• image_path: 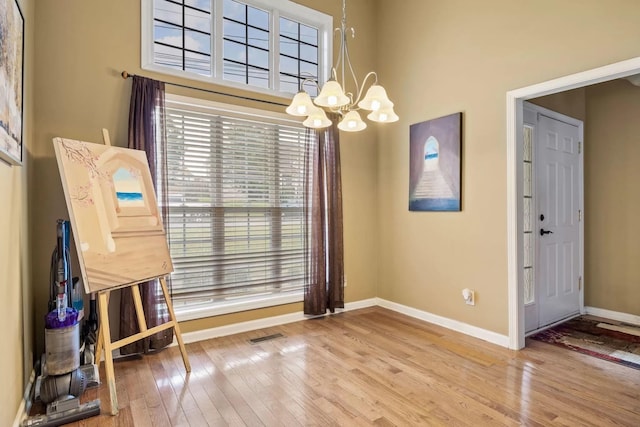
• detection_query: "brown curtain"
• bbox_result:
[303,113,345,315]
[119,75,173,354]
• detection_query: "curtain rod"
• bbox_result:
[121,71,289,108]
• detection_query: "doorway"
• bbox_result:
[506,56,640,350]
[522,102,583,333]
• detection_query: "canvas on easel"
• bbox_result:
[53,136,190,415]
[53,137,173,292]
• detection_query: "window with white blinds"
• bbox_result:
[160,95,310,316]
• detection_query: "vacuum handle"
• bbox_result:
[88,294,98,332]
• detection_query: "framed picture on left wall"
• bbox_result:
[0,0,24,166]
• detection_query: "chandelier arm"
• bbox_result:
[299,77,321,93]
[329,105,344,115]
[352,71,379,106]
[341,27,360,109]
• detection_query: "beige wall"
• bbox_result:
[375,0,640,335]
[32,0,378,346]
[1,0,34,423]
[584,79,640,315]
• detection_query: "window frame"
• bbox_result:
[162,93,309,322]
[141,0,333,98]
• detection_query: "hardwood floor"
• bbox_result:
[64,307,640,426]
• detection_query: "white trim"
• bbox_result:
[140,0,154,79]
[12,400,27,427]
[175,292,303,322]
[166,93,300,123]
[141,0,332,98]
[506,55,640,350]
[585,306,640,326]
[344,298,378,311]
[177,310,307,344]
[506,90,521,350]
[12,369,35,427]
[173,298,378,345]
[376,298,510,348]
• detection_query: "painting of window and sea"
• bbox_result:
[53,137,173,293]
[409,112,462,211]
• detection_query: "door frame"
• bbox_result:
[522,102,584,333]
[506,56,640,350]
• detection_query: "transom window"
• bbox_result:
[279,17,319,96]
[142,0,332,96]
[222,0,270,87]
[152,0,213,75]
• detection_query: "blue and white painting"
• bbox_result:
[113,167,144,207]
[409,113,462,211]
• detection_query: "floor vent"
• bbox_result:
[249,333,284,344]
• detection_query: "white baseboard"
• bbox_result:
[172,297,509,348]
[375,298,510,348]
[175,298,378,345]
[12,399,27,427]
[178,311,307,345]
[344,298,378,311]
[584,306,640,326]
[13,369,35,427]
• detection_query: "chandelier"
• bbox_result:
[285,0,398,132]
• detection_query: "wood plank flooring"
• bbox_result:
[63,307,640,426]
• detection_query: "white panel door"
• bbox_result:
[536,115,581,327]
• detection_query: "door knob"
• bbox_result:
[540,229,554,236]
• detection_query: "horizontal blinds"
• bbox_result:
[162,100,309,307]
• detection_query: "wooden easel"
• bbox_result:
[93,129,191,415]
[94,276,190,415]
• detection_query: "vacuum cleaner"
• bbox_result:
[22,220,101,427]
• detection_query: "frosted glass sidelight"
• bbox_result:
[523,124,535,305]
[524,268,534,304]
[524,126,533,162]
[524,233,533,268]
[524,163,532,197]
[524,197,532,233]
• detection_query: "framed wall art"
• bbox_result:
[409,112,462,211]
[0,0,24,165]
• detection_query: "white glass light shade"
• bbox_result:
[368,106,399,123]
[286,91,315,116]
[338,110,367,132]
[314,80,350,108]
[358,84,392,111]
[303,107,332,129]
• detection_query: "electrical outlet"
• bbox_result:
[462,288,475,306]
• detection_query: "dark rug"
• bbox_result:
[529,315,640,370]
